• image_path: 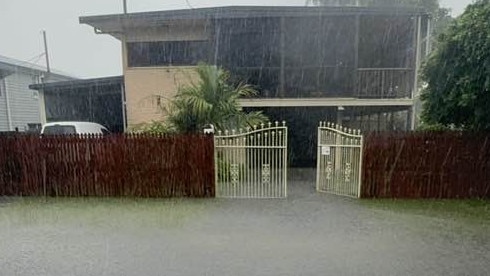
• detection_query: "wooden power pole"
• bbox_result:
[42,30,50,73]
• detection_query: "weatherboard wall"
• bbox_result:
[4,72,42,131]
[0,78,9,131]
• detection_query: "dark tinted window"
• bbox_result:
[359,15,415,68]
[216,18,281,68]
[43,125,76,135]
[127,41,210,67]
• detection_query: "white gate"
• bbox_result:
[316,122,363,198]
[214,122,287,198]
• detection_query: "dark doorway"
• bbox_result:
[245,107,337,168]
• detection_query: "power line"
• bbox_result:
[185,0,194,9]
[30,54,45,66]
[26,53,45,63]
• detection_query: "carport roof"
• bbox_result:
[79,5,428,35]
[29,76,123,91]
[0,54,74,78]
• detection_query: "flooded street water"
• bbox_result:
[1,171,489,275]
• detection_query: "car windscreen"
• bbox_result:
[42,125,77,135]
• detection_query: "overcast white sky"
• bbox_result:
[0,0,475,78]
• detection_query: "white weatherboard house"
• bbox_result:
[0,55,74,132]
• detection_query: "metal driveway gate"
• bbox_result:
[214,122,288,198]
[316,122,363,198]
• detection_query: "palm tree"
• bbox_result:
[167,64,268,134]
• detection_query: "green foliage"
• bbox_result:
[167,64,268,134]
[432,7,453,39]
[307,0,439,12]
[416,122,451,132]
[130,121,175,134]
[216,157,230,180]
[362,199,490,224]
[216,157,246,182]
[421,0,490,131]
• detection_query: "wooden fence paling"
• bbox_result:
[0,134,215,198]
[362,132,490,199]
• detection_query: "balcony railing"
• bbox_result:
[356,68,414,99]
[229,66,355,98]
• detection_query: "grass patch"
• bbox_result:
[361,199,490,224]
[0,197,219,230]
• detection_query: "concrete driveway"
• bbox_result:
[0,169,489,275]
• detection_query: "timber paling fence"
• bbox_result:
[2,132,490,199]
[362,132,490,199]
[0,134,215,197]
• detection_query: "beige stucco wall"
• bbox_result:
[124,67,198,128]
[120,21,208,129]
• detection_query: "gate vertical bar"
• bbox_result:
[272,127,276,197]
[316,122,322,192]
[254,130,258,198]
[357,133,364,198]
[283,121,288,198]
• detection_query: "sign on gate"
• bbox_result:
[214,121,288,198]
[316,122,363,198]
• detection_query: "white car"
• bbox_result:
[41,122,110,135]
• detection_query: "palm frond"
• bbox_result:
[166,64,269,133]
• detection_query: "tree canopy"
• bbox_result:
[421,0,490,131]
[306,0,438,12]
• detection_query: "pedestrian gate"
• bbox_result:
[316,122,363,198]
[214,122,288,198]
